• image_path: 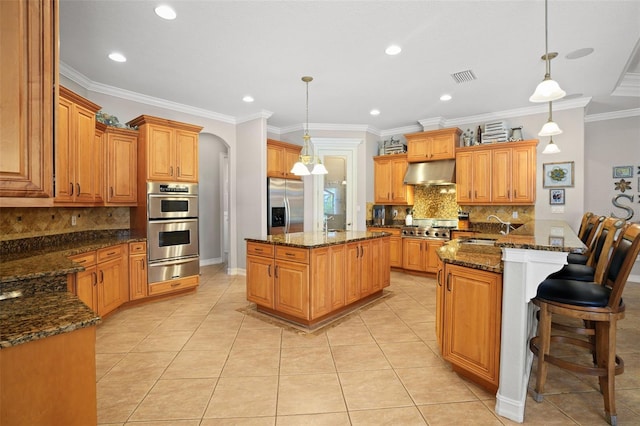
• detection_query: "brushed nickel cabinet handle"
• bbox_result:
[171,282,181,287]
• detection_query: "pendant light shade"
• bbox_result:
[290,76,328,176]
[542,137,561,154]
[538,101,563,137]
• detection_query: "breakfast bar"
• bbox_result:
[493,220,586,423]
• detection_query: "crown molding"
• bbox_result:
[380,125,423,138]
[236,110,273,124]
[611,73,640,97]
[418,117,447,129]
[584,108,640,123]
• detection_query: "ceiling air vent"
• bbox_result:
[451,69,477,84]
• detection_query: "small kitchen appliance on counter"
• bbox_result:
[372,205,394,226]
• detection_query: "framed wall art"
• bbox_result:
[613,166,633,178]
[543,161,574,188]
[549,188,565,205]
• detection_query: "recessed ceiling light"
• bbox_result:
[565,47,594,60]
[370,109,381,116]
[108,52,126,62]
[440,94,452,101]
[155,5,176,20]
[385,45,402,56]
[242,95,254,103]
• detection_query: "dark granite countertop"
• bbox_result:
[246,231,389,248]
[0,234,146,284]
[495,220,586,253]
[438,239,504,273]
[0,291,101,348]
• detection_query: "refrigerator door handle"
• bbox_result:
[283,197,289,233]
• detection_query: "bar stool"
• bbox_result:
[568,214,604,265]
[547,217,624,283]
[529,223,640,426]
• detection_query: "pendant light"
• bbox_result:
[542,136,561,154]
[529,0,566,103]
[538,101,563,137]
[290,76,328,176]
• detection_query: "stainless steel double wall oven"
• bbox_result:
[146,182,199,284]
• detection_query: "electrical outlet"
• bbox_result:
[71,215,77,226]
[512,211,518,219]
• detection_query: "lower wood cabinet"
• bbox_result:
[367,227,402,268]
[439,262,503,392]
[402,238,444,274]
[129,241,147,301]
[246,236,390,325]
[148,275,199,296]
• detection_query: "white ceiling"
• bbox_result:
[59,0,640,132]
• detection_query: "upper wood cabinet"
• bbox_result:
[405,128,461,163]
[55,87,102,205]
[456,140,537,205]
[127,115,203,182]
[0,0,56,203]
[104,126,138,205]
[373,154,414,205]
[267,139,302,180]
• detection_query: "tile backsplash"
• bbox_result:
[0,207,130,241]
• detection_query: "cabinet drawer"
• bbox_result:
[97,244,125,263]
[247,242,274,258]
[69,251,96,266]
[275,246,309,263]
[148,275,199,296]
[129,241,146,254]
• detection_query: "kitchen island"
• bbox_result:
[245,231,390,329]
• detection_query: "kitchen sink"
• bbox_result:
[460,238,497,246]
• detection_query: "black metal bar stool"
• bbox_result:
[529,223,640,426]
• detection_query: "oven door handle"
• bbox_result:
[148,257,199,267]
[148,218,199,225]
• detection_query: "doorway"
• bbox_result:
[323,156,347,230]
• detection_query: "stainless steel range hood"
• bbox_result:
[403,159,456,185]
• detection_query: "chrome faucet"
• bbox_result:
[487,214,512,235]
[323,215,334,232]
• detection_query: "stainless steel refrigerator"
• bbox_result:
[267,178,304,235]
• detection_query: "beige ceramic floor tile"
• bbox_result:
[123,421,200,425]
[494,397,577,425]
[279,345,336,375]
[277,373,346,415]
[95,331,149,353]
[204,375,279,418]
[161,349,229,379]
[368,321,421,343]
[129,378,216,421]
[378,341,441,368]
[326,322,375,346]
[331,343,392,372]
[349,406,427,425]
[200,418,275,426]
[96,379,155,423]
[276,412,350,425]
[418,401,503,425]
[132,330,194,352]
[338,369,413,410]
[395,367,478,405]
[182,328,238,352]
[281,329,329,348]
[231,327,282,350]
[545,391,638,425]
[100,351,177,382]
[155,314,207,332]
[95,352,126,381]
[221,346,281,377]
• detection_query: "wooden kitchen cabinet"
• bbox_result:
[69,251,98,312]
[129,242,147,301]
[405,128,461,162]
[346,240,373,304]
[247,242,276,308]
[373,154,414,205]
[0,0,55,203]
[104,126,138,205]
[310,244,346,318]
[267,139,302,180]
[456,140,537,206]
[442,263,502,391]
[128,115,203,183]
[56,86,102,204]
[436,256,445,351]
[402,238,444,274]
[368,227,402,269]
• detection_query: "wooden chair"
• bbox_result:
[547,217,625,283]
[529,223,640,426]
[577,212,594,239]
[568,214,604,265]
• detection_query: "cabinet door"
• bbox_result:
[0,0,54,199]
[275,260,309,319]
[283,147,301,179]
[329,244,346,310]
[74,104,98,203]
[76,266,97,312]
[443,264,502,388]
[147,125,174,180]
[310,247,332,318]
[456,151,473,204]
[373,158,392,203]
[55,97,75,202]
[472,150,492,203]
[511,144,536,203]
[345,242,361,304]
[491,148,511,204]
[97,256,128,317]
[425,240,444,274]
[175,130,198,182]
[377,237,391,289]
[358,240,372,296]
[406,138,431,162]
[93,127,105,204]
[129,254,147,301]
[267,144,285,178]
[429,134,455,160]
[390,157,413,204]
[106,132,137,204]
[246,255,275,308]
[389,236,403,268]
[435,258,445,351]
[402,239,425,271]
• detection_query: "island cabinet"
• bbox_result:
[267,139,302,180]
[373,154,414,205]
[0,0,55,203]
[402,238,444,274]
[404,127,461,163]
[440,263,503,392]
[56,86,102,204]
[127,115,203,183]
[456,139,537,205]
[246,235,390,327]
[367,227,402,268]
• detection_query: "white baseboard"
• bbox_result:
[225,267,245,276]
[200,257,223,266]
